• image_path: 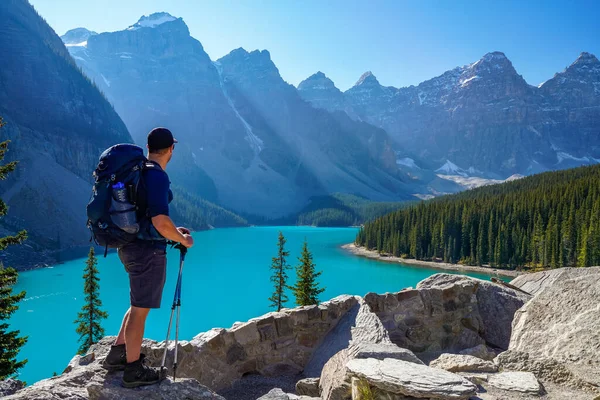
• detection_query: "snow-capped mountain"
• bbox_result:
[61,14,418,216]
[299,51,600,178]
[61,27,97,45]
[128,12,177,30]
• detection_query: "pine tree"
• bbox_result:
[74,247,108,355]
[268,231,291,311]
[291,240,325,306]
[0,117,28,379]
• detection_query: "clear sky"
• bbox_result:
[29,0,600,91]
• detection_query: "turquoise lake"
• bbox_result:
[10,226,498,384]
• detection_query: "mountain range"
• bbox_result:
[61,13,425,217]
[298,51,600,178]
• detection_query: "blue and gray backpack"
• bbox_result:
[86,144,149,255]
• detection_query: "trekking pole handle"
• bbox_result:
[167,241,188,257]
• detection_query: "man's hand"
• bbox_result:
[177,227,191,235]
[182,234,194,248]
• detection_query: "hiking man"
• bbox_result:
[102,127,194,387]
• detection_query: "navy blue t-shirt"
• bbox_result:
[145,168,173,218]
[137,162,173,241]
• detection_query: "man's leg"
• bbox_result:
[102,308,131,370]
[125,306,150,363]
[114,308,130,346]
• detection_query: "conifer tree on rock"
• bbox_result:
[74,247,108,355]
[291,240,325,306]
[0,117,28,379]
[268,231,291,311]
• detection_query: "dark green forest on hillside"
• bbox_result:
[170,185,248,230]
[256,193,410,227]
[356,165,600,269]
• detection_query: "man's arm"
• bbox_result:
[151,215,194,248]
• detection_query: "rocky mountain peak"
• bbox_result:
[128,12,178,30]
[354,71,380,87]
[468,51,516,75]
[572,51,599,67]
[61,27,97,45]
[298,71,337,91]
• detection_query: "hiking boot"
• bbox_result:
[102,344,127,371]
[121,357,165,388]
[102,344,146,372]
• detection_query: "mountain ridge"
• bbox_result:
[299,51,600,178]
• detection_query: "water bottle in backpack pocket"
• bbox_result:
[110,182,139,234]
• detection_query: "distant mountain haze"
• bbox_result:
[61,13,419,217]
[299,51,600,178]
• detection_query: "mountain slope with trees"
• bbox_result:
[356,164,600,269]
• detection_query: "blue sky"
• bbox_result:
[29,0,600,90]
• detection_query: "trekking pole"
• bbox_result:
[161,243,187,381]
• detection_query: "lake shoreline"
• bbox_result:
[342,243,522,278]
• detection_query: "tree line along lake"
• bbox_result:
[10,226,500,384]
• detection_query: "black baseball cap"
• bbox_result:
[147,127,178,151]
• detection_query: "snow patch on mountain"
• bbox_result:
[65,41,87,48]
[100,74,110,87]
[436,160,469,177]
[128,12,177,30]
[396,157,420,169]
[556,152,600,164]
[213,61,263,154]
[460,75,480,87]
[437,172,524,190]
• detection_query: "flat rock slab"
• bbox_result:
[347,358,477,399]
[487,372,541,394]
[430,354,497,373]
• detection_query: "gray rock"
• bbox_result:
[364,274,529,356]
[5,365,223,400]
[351,342,424,365]
[305,297,385,378]
[257,388,320,400]
[458,345,497,361]
[417,274,531,350]
[0,379,25,397]
[429,354,497,373]
[317,299,420,400]
[87,377,224,400]
[509,267,599,297]
[507,267,600,389]
[296,378,320,397]
[346,358,478,399]
[487,372,542,394]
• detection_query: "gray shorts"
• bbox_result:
[118,243,167,309]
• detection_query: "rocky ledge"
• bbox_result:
[3,268,599,400]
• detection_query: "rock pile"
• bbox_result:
[4,269,599,400]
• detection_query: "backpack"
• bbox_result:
[86,144,148,255]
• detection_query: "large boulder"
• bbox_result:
[503,267,600,390]
[347,358,478,399]
[365,274,530,356]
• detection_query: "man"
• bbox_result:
[102,127,194,388]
